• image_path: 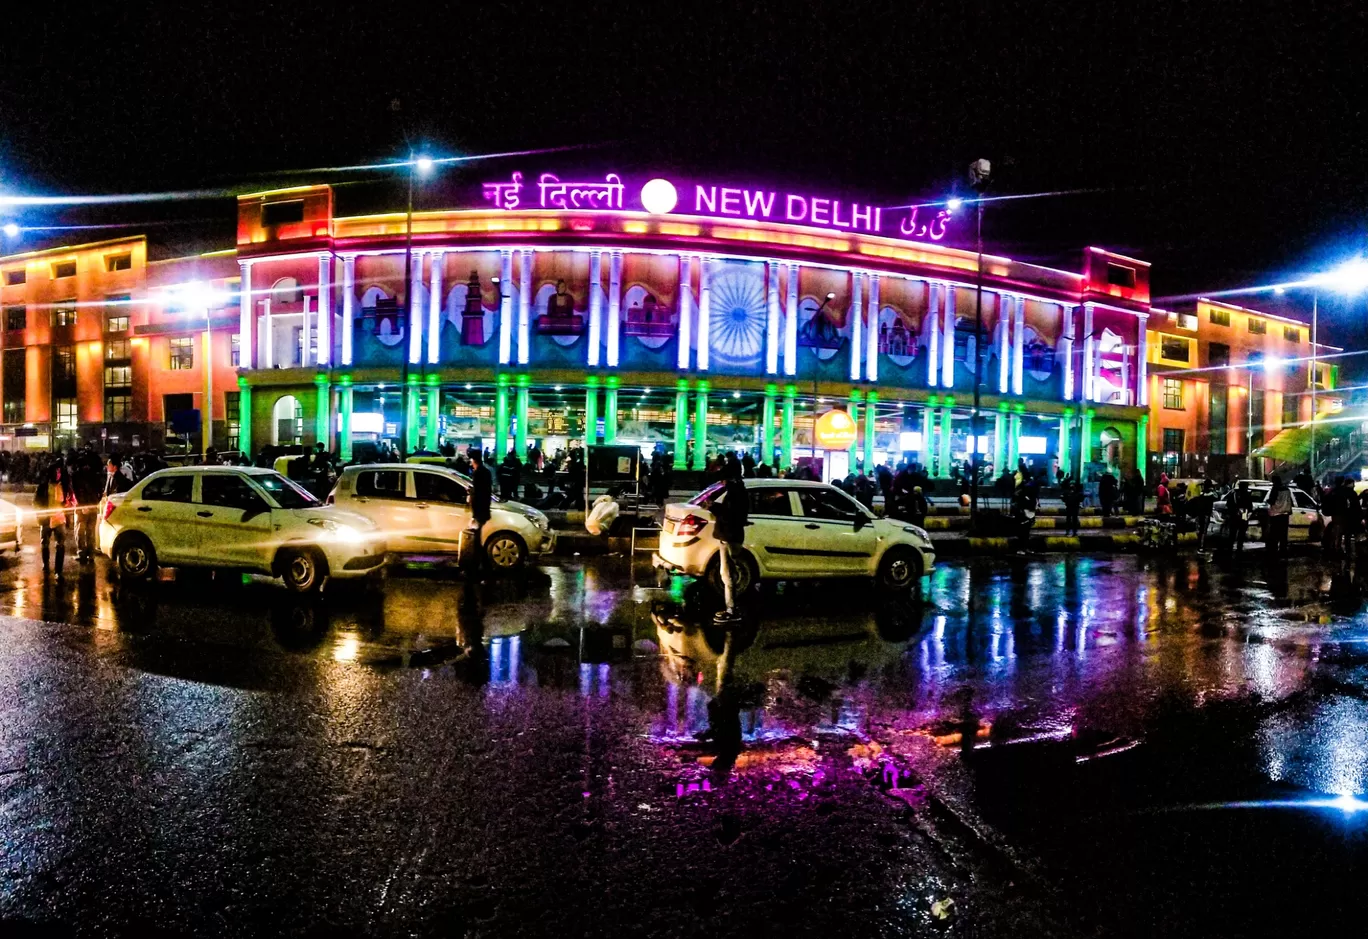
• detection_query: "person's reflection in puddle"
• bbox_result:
[451,582,489,687]
[269,597,331,653]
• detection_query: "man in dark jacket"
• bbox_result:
[712,452,750,622]
[497,450,522,502]
[469,449,493,575]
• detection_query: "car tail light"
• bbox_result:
[325,493,335,505]
[674,514,707,537]
[102,499,117,521]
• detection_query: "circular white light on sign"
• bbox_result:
[640,178,678,215]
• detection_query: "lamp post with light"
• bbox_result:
[1306,257,1368,480]
[809,292,836,477]
[397,153,435,457]
[178,282,219,460]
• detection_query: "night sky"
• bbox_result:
[2,1,1365,347]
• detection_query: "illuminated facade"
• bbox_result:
[0,172,1190,481]
[1145,298,1339,480]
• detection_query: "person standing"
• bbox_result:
[1098,470,1118,517]
[36,462,72,576]
[1227,480,1254,554]
[1188,481,1216,553]
[1061,476,1083,537]
[497,449,522,502]
[907,485,929,529]
[1266,473,1293,558]
[1012,473,1039,554]
[711,452,751,623]
[68,453,101,565]
[468,449,493,577]
[1155,474,1173,516]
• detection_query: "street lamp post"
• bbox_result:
[967,159,991,521]
[397,153,434,457]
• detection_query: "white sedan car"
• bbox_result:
[99,466,385,592]
[1209,480,1322,542]
[327,463,555,569]
[654,479,935,591]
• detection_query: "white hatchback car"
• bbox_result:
[327,464,555,569]
[99,466,385,592]
[655,479,935,591]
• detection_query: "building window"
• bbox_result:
[51,260,77,279]
[1209,385,1227,455]
[105,339,131,361]
[1313,363,1333,390]
[105,392,132,422]
[54,346,76,384]
[2,348,24,423]
[53,303,78,328]
[1250,389,1266,450]
[262,200,306,227]
[1159,335,1190,363]
[169,336,194,370]
[104,365,132,389]
[1105,263,1136,288]
[3,270,25,286]
[225,391,241,452]
[1162,378,1183,410]
[1282,389,1298,431]
[55,398,77,433]
[1162,428,1185,476]
[1283,325,1300,342]
[1208,307,1231,327]
[106,314,130,334]
[105,253,132,272]
[1248,317,1266,335]
[1208,341,1230,368]
[3,305,24,331]
[231,334,241,367]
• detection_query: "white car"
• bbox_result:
[99,466,386,592]
[0,498,20,553]
[327,463,555,569]
[654,479,936,591]
[1209,480,1322,542]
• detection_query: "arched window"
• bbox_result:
[273,394,303,446]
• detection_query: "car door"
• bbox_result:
[131,473,200,563]
[742,487,807,575]
[351,468,425,553]
[199,472,274,569]
[1290,488,1319,540]
[412,469,471,553]
[791,487,880,575]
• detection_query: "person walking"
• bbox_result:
[1188,480,1216,553]
[35,462,72,576]
[1155,473,1173,516]
[468,449,494,577]
[711,452,751,623]
[1227,480,1253,554]
[1012,473,1039,554]
[1266,473,1293,558]
[69,453,102,564]
[1061,476,1083,537]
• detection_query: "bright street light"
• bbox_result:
[2,222,18,238]
[415,156,435,177]
[946,197,963,212]
[1314,257,1368,295]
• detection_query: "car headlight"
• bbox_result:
[307,518,365,544]
[902,525,931,542]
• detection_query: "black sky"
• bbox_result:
[2,0,1366,342]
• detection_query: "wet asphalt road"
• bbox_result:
[3,543,1368,937]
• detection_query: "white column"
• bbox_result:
[997,293,1010,393]
[677,255,693,370]
[426,250,443,365]
[765,261,781,375]
[784,263,799,376]
[941,284,956,386]
[498,250,513,365]
[1082,304,1095,402]
[301,295,312,367]
[1136,312,1149,406]
[407,251,423,365]
[341,256,355,366]
[696,257,713,371]
[849,272,863,383]
[606,250,622,367]
[261,298,273,369]
[919,405,933,468]
[927,284,941,387]
[587,250,603,367]
[865,274,880,382]
[317,254,331,366]
[1061,303,1075,401]
[517,249,532,365]
[238,261,253,369]
[1012,295,1025,395]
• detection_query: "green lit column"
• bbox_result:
[673,379,690,470]
[584,376,600,448]
[314,373,332,451]
[604,376,619,444]
[993,403,1008,476]
[1007,404,1024,468]
[495,374,510,458]
[237,377,253,457]
[514,374,530,458]
[1080,407,1094,471]
[692,380,710,471]
[761,383,777,465]
[848,389,863,468]
[922,396,938,472]
[338,376,353,463]
[404,373,421,454]
[1058,407,1073,479]
[937,397,954,478]
[424,374,440,451]
[781,383,796,470]
[863,390,878,469]
[1136,413,1148,483]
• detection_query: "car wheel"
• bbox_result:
[706,549,756,596]
[877,546,923,590]
[280,547,326,593]
[115,534,157,581]
[485,532,527,570]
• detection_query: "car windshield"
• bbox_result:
[253,472,321,509]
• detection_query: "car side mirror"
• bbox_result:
[854,513,868,532]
